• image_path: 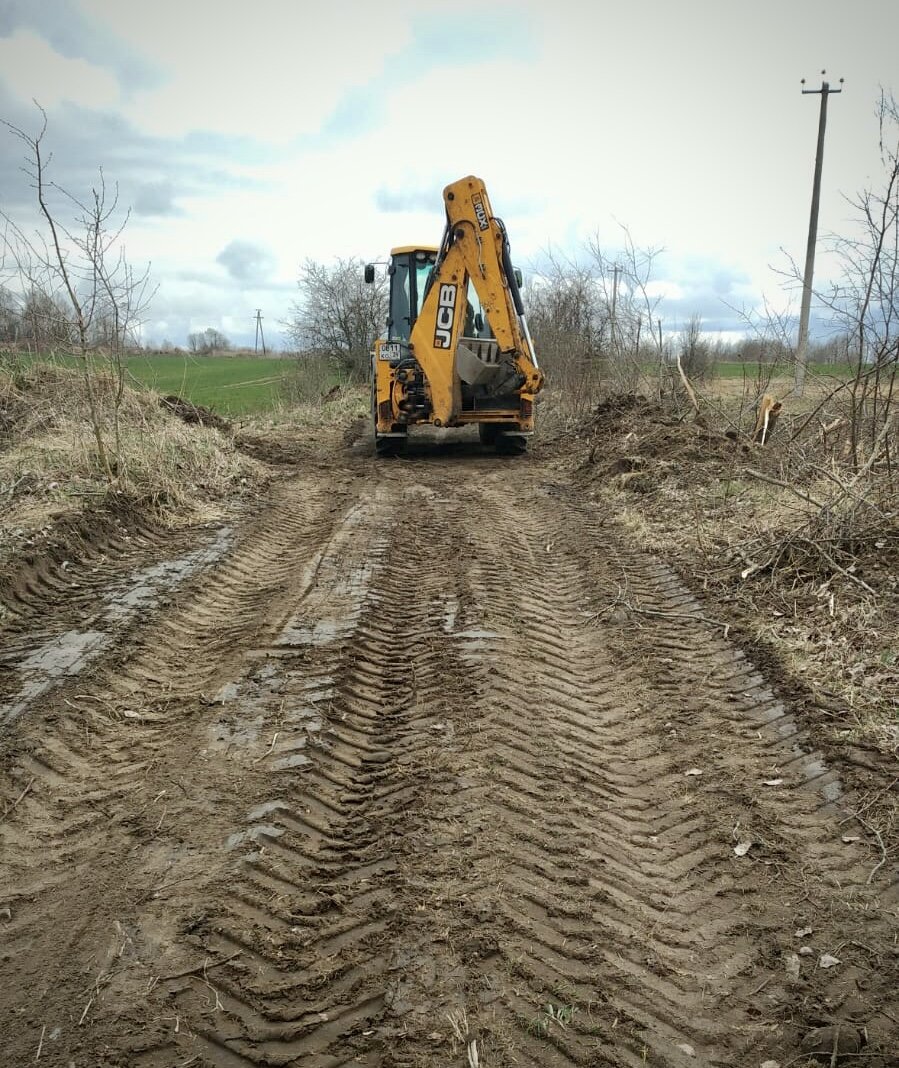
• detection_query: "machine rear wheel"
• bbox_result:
[480,422,527,455]
[371,369,406,457]
[478,423,501,446]
[375,434,406,457]
[495,433,528,455]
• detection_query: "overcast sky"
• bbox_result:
[1,0,897,349]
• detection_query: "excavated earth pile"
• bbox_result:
[0,423,897,1068]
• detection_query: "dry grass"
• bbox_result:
[0,360,264,566]
[568,385,898,756]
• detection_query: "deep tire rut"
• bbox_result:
[1,445,896,1067]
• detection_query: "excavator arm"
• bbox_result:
[408,175,544,427]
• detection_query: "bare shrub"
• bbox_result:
[678,314,713,382]
[528,228,669,421]
[279,352,343,404]
[286,258,388,378]
[1,105,154,480]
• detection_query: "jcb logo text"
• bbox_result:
[434,284,457,348]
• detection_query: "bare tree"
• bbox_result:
[527,250,605,355]
[1,105,154,477]
[587,227,667,394]
[825,90,898,463]
[286,257,388,377]
[678,313,712,381]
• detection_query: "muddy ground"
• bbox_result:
[1,418,897,1068]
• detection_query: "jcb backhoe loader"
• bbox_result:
[364,175,544,455]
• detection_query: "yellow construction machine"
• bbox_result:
[364,175,544,455]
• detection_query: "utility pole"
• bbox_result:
[610,263,620,354]
[254,309,266,355]
[795,71,843,397]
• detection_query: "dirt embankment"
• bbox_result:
[0,412,896,1068]
[0,364,265,613]
[572,396,898,748]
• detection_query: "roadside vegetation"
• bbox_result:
[530,92,898,772]
[0,359,262,580]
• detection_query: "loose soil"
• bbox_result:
[1,415,897,1068]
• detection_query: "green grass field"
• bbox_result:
[124,354,294,415]
[712,361,853,379]
[6,352,299,415]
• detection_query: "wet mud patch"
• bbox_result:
[0,526,233,725]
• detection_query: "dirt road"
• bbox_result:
[1,427,897,1067]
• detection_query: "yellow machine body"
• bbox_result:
[368,176,544,453]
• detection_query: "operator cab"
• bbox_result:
[365,246,495,344]
[385,246,437,343]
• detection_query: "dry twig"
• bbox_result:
[743,467,823,508]
[161,950,242,982]
[1,777,35,823]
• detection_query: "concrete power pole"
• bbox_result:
[610,264,621,355]
[254,309,266,355]
[795,72,843,397]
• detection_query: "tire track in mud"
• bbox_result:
[127,459,896,1067]
[366,476,766,1066]
[133,479,472,1067]
[2,445,896,1067]
[0,470,371,1064]
[448,480,895,1066]
[0,514,177,627]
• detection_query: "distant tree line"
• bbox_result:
[187,327,231,355]
[0,287,243,358]
[0,283,146,352]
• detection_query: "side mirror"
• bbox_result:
[364,264,375,284]
[474,312,484,334]
[513,267,523,288]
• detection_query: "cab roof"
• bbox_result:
[390,245,439,256]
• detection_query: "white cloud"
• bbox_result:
[81,0,418,141]
[3,0,899,348]
[646,280,685,302]
[0,29,119,109]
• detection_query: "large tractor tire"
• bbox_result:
[479,422,527,455]
[371,376,406,457]
[495,433,528,455]
[478,423,501,447]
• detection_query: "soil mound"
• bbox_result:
[160,394,231,432]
